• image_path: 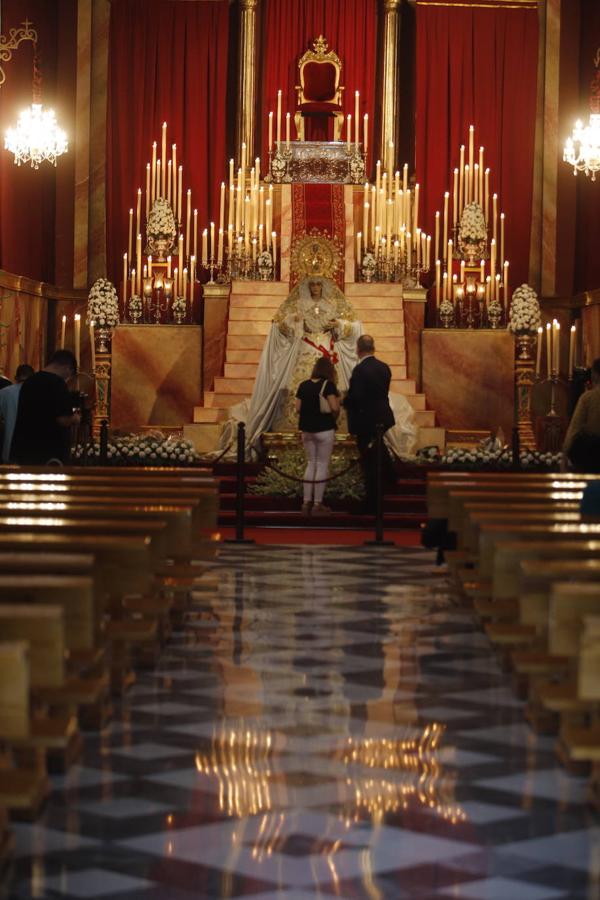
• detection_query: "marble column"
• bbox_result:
[236,0,259,166]
[379,0,401,168]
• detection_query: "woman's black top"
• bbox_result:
[296,378,339,433]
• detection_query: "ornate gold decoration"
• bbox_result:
[269,140,365,184]
[296,35,344,141]
[289,231,342,281]
[298,34,342,70]
[515,334,537,449]
[0,19,37,88]
[236,0,258,165]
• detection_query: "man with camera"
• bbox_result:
[10,350,81,466]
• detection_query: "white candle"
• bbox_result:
[177,166,183,223]
[468,124,474,196]
[151,141,157,202]
[503,260,509,306]
[272,231,277,268]
[136,233,142,295]
[148,254,152,277]
[434,211,440,263]
[172,144,177,202]
[145,164,150,219]
[74,314,81,369]
[89,321,96,372]
[186,189,192,261]
[453,168,458,224]
[356,230,362,266]
[363,113,368,155]
[161,122,167,198]
[131,269,136,299]
[183,267,188,299]
[202,229,208,267]
[156,159,161,200]
[354,91,360,146]
[194,209,198,261]
[484,168,490,224]
[435,259,441,306]
[347,114,351,149]
[536,326,543,376]
[569,324,576,376]
[167,255,172,278]
[500,213,505,268]
[443,192,449,253]
[276,89,282,144]
[60,315,66,349]
[167,161,172,205]
[459,145,465,212]
[413,183,419,234]
[190,256,196,300]
[136,188,141,240]
[426,235,431,269]
[546,322,552,378]
[268,111,273,151]
[493,194,498,242]
[286,113,291,148]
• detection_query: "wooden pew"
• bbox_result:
[0,641,49,819]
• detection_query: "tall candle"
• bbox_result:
[60,314,66,349]
[217,226,224,266]
[156,159,161,200]
[459,145,465,213]
[503,261,509,306]
[553,321,561,375]
[89,321,96,372]
[241,141,247,177]
[136,233,142,295]
[167,255,172,278]
[426,235,431,269]
[356,231,362,266]
[363,113,368,155]
[177,166,183,223]
[185,190,192,260]
[447,239,453,279]
[442,271,448,303]
[347,114,351,149]
[74,314,81,369]
[443,192,449,253]
[286,113,291,148]
[435,259,441,306]
[128,209,133,265]
[210,221,215,261]
[363,201,369,244]
[146,164,151,218]
[546,323,552,378]
[478,147,484,203]
[178,233,184,271]
[229,157,234,192]
[276,89,282,144]
[190,256,196,300]
[272,231,277,268]
[136,188,142,244]
[268,111,274,152]
[492,194,498,243]
[354,91,360,147]
[387,141,394,186]
[202,229,208,267]
[161,122,167,198]
[569,324,576,376]
[172,144,177,201]
[480,258,485,282]
[535,326,543,376]
[434,211,440,263]
[464,165,470,206]
[453,168,458,224]
[413,183,419,234]
[219,183,225,240]
[167,161,172,205]
[193,209,198,261]
[151,141,157,202]
[484,168,490,224]
[468,125,474,197]
[403,163,408,194]
[473,164,479,204]
[182,267,188,299]
[173,267,178,297]
[500,213,505,268]
[148,254,152,277]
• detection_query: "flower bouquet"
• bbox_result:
[87,278,120,329]
[457,202,487,264]
[508,283,541,336]
[72,431,200,467]
[146,198,177,260]
[171,295,187,324]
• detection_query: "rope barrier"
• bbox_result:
[262,456,361,485]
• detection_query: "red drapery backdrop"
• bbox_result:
[107,0,230,286]
[0,0,76,284]
[259,0,378,163]
[415,0,538,298]
[574,0,600,293]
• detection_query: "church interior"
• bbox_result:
[0,0,600,897]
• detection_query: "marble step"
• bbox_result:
[226,334,269,350]
[228,306,406,324]
[193,403,436,430]
[414,409,436,427]
[225,348,407,366]
[415,426,445,451]
[193,406,228,423]
[208,375,419,401]
[222,362,408,380]
[204,392,247,408]
[228,293,405,311]
[231,280,289,296]
[344,283,405,298]
[228,320,405,337]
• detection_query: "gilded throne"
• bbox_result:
[294,35,344,142]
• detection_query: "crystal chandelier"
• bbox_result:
[5,103,68,168]
[563,114,600,181]
[3,31,68,169]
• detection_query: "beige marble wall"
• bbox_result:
[403,291,427,389]
[202,284,230,394]
[422,330,515,439]
[111,325,203,428]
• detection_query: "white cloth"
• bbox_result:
[0,383,22,462]
[302,429,335,503]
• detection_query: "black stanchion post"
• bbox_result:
[225,421,254,544]
[99,419,109,465]
[365,423,394,547]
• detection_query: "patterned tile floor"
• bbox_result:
[6,545,600,899]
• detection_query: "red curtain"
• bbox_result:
[107,0,230,285]
[574,0,600,293]
[259,0,378,160]
[415,0,539,295]
[0,0,73,283]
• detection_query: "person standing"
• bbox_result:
[0,364,34,463]
[295,356,340,515]
[10,350,81,465]
[344,334,395,511]
[562,357,600,473]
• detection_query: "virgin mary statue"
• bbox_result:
[220,276,417,457]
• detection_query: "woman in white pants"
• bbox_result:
[295,356,340,515]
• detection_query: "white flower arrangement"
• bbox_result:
[171,296,187,315]
[439,298,454,315]
[72,431,200,466]
[147,198,176,241]
[87,278,120,328]
[416,444,561,470]
[458,202,487,245]
[508,283,542,335]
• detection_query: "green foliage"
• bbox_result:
[251,444,365,501]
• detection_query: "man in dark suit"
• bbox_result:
[344,334,395,511]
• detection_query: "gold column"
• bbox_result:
[236,0,259,166]
[379,0,401,166]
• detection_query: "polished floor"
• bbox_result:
[7,545,600,899]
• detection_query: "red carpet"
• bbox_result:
[218,527,422,546]
[291,183,345,288]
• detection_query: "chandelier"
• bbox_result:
[563,49,600,181]
[3,28,68,169]
[563,114,600,181]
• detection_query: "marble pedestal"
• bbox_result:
[422,330,515,442]
[111,325,202,429]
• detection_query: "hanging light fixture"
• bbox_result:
[4,31,68,169]
[563,49,600,182]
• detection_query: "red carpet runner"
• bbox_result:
[291,183,346,288]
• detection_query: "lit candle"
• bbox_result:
[193,209,198,261]
[478,147,484,203]
[185,189,192,260]
[354,91,360,147]
[182,267,188,299]
[503,260,509,306]
[443,192,449,254]
[403,163,408,195]
[131,269,136,299]
[492,193,498,243]
[442,271,448,303]
[468,124,474,196]
[60,314,66,349]
[480,258,485,282]
[161,122,167,197]
[210,221,215,261]
[74,314,81,369]
[272,231,277,268]
[156,159,161,200]
[356,230,362,266]
[553,321,561,375]
[229,157,234,192]
[172,144,177,201]
[128,208,133,266]
[473,164,479,204]
[464,165,470,206]
[202,229,208,267]
[435,259,441,306]
[167,161,172,205]
[434,210,440,263]
[347,114,352,149]
[148,254,152,277]
[241,141,246,177]
[177,166,183,223]
[387,141,394,186]
[363,201,369,246]
[190,256,196,299]
[173,267,178,297]
[536,326,543,376]
[151,141,157,202]
[546,322,552,378]
[413,182,419,234]
[569,324,576,376]
[363,113,368,155]
[276,89,282,144]
[453,168,458,224]
[178,233,184,269]
[459,145,465,213]
[228,224,233,255]
[167,255,172,278]
[500,213,505,268]
[89,320,96,372]
[447,238,453,279]
[145,164,150,218]
[286,112,291,148]
[484,168,490,224]
[495,273,501,302]
[426,234,431,269]
[136,233,142,295]
[460,259,465,283]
